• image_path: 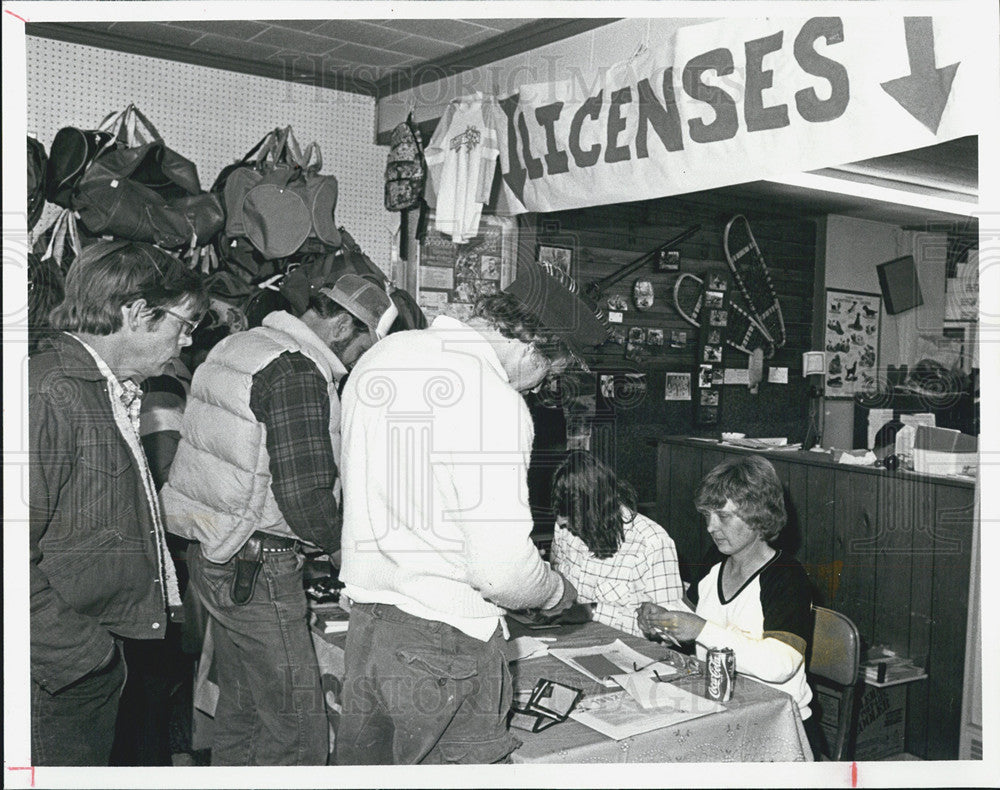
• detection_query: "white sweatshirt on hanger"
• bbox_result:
[425,94,501,243]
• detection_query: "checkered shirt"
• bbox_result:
[551,508,684,636]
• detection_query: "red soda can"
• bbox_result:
[705,647,736,702]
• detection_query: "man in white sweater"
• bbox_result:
[335,264,610,764]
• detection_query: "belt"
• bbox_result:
[250,530,299,552]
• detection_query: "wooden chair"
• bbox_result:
[808,605,862,761]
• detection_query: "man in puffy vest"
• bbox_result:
[160,273,396,766]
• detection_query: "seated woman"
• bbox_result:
[549,449,685,637]
[636,455,814,724]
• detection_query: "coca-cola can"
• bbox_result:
[705,647,736,702]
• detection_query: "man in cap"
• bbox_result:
[160,273,397,765]
[335,263,610,765]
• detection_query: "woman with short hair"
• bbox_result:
[637,455,815,723]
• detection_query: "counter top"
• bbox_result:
[655,436,975,489]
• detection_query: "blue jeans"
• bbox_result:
[31,641,127,765]
[335,603,519,765]
[189,547,327,765]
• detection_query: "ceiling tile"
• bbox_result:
[267,19,330,33]
[472,19,537,32]
[385,34,462,59]
[329,40,414,68]
[376,18,493,40]
[251,26,337,54]
[455,27,502,47]
[191,33,282,62]
[168,20,270,40]
[109,22,207,48]
[312,20,408,48]
[61,21,117,33]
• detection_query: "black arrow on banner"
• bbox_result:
[880,17,959,134]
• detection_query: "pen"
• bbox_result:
[656,626,683,649]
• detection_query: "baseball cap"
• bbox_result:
[319,274,397,342]
[503,262,610,368]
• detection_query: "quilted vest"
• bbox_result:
[160,311,343,563]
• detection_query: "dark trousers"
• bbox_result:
[31,644,127,766]
[189,547,327,766]
[110,625,196,765]
[335,602,519,765]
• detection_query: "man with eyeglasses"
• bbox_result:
[335,264,610,765]
[28,240,208,765]
[160,273,398,766]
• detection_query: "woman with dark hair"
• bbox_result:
[637,455,815,723]
[550,450,684,636]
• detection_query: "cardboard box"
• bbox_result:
[912,425,977,476]
[854,683,907,760]
[816,681,910,760]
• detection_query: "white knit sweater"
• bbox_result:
[339,316,563,640]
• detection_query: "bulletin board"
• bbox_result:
[416,213,517,322]
[823,288,881,398]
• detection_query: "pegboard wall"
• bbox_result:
[25,35,392,269]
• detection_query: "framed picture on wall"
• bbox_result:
[537,244,573,277]
[823,288,881,398]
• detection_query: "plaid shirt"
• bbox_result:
[552,509,684,636]
[249,351,341,554]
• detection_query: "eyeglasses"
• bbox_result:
[161,308,201,337]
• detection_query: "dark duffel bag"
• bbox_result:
[28,136,49,230]
[45,103,153,208]
[45,127,116,208]
[75,177,224,249]
[68,105,223,248]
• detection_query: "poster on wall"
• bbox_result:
[823,289,881,398]
[417,213,516,322]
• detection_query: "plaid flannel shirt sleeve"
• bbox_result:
[639,521,686,609]
[250,352,341,554]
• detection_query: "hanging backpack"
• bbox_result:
[384,116,426,212]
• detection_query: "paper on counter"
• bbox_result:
[503,636,551,663]
[570,689,724,741]
[613,669,724,713]
[549,639,659,688]
[834,449,877,466]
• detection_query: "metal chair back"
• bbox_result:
[808,604,862,760]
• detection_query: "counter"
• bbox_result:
[655,436,976,760]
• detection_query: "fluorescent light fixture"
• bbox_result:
[768,171,977,218]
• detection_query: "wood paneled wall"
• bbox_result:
[519,193,819,504]
[657,438,976,760]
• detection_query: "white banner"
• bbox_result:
[496,15,983,214]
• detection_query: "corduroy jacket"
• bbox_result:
[29,333,167,693]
